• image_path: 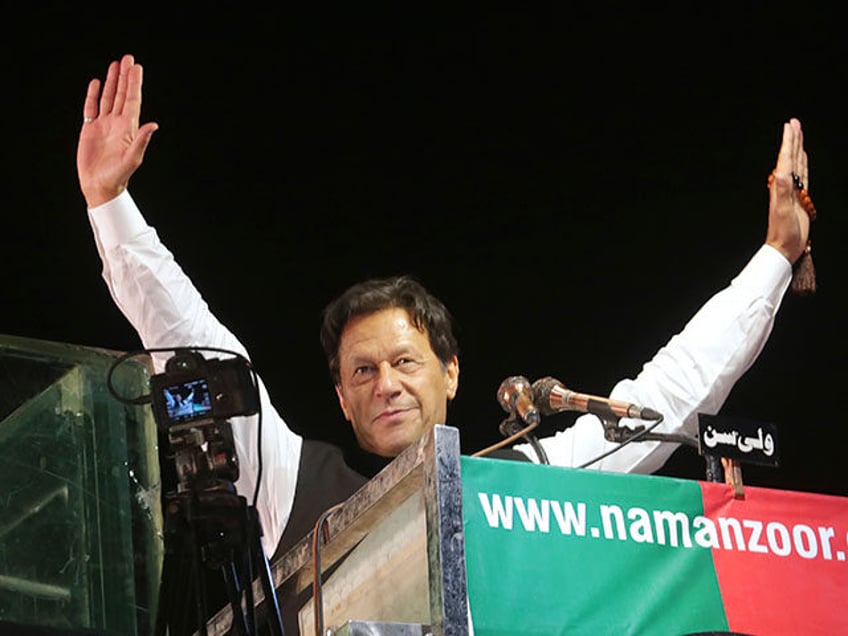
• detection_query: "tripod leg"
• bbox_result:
[154,545,179,636]
[190,521,211,636]
[249,509,285,636]
[220,561,249,636]
[157,497,206,636]
[242,547,257,635]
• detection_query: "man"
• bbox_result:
[77,54,810,628]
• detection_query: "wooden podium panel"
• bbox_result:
[206,424,469,636]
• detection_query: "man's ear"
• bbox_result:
[445,355,460,400]
[334,384,352,422]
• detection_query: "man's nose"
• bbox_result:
[374,362,401,397]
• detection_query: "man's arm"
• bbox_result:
[519,118,811,473]
[78,55,301,554]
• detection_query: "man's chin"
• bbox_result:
[365,422,427,458]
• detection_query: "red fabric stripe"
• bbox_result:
[700,481,848,635]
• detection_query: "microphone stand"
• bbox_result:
[598,416,722,482]
[500,415,550,465]
[601,417,698,447]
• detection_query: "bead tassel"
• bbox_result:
[791,242,816,294]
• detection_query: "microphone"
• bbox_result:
[531,376,662,421]
[497,376,541,426]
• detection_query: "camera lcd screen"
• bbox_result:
[161,377,214,422]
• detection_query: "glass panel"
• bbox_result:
[0,334,162,635]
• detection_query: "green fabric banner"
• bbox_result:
[461,457,727,635]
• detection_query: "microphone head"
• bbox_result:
[497,376,533,413]
[532,376,566,416]
[497,375,540,425]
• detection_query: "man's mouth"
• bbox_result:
[373,407,414,425]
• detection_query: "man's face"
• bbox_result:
[334,307,459,457]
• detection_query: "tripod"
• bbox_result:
[153,418,285,636]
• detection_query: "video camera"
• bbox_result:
[149,349,260,491]
[150,349,259,429]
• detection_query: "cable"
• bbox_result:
[250,382,264,510]
[105,347,159,405]
[577,416,664,469]
[471,421,539,458]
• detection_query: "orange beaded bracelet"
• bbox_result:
[767,171,817,220]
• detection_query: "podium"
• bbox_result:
[209,424,848,636]
[0,335,162,635]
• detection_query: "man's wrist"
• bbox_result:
[83,184,126,209]
[764,239,800,265]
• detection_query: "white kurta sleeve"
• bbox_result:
[88,190,301,554]
[516,245,792,474]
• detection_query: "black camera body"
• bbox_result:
[149,349,260,492]
[150,349,259,429]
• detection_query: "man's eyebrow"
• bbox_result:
[345,343,423,362]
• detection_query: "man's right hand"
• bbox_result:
[765,118,811,265]
[77,54,158,208]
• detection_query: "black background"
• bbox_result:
[3,5,845,496]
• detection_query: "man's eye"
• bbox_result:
[353,365,373,377]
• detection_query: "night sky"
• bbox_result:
[3,6,846,497]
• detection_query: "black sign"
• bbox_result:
[697,414,780,467]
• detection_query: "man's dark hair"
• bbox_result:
[320,275,459,384]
